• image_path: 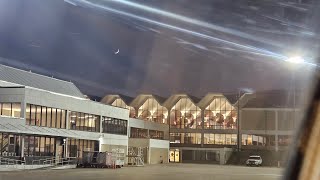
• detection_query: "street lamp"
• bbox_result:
[286,56,305,64]
[286,56,304,129]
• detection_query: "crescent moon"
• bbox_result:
[115,49,120,54]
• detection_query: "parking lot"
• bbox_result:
[0,164,283,180]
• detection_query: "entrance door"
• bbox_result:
[170,150,180,163]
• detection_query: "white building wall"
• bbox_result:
[24,88,129,120]
[0,87,130,149]
[149,139,170,149]
[129,118,169,139]
[0,87,25,103]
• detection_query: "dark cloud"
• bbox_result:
[0,0,318,97]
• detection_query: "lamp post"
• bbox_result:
[237,89,241,152]
[286,56,304,127]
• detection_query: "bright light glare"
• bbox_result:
[286,56,305,64]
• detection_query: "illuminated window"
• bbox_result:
[170,98,201,129]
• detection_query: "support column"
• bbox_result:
[275,111,279,152]
[148,146,151,164]
[20,135,25,158]
[100,115,103,133]
[238,109,242,151]
[64,138,68,158]
[66,111,70,129]
[21,102,27,123]
[201,109,204,147]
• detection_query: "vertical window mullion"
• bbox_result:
[40,107,42,126]
[0,133,2,156]
[10,103,13,117]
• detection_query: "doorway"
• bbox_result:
[170,149,180,163]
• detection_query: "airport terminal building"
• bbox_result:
[0,64,298,166]
[0,64,169,164]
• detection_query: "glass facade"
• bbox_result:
[204,97,237,129]
[278,135,292,146]
[170,133,201,144]
[204,134,237,145]
[0,102,21,118]
[182,150,220,163]
[137,98,168,124]
[69,111,100,132]
[241,134,276,146]
[170,98,201,129]
[24,136,56,157]
[130,127,148,138]
[112,98,128,109]
[149,130,164,140]
[67,138,97,158]
[102,117,127,135]
[0,133,21,156]
[26,104,67,128]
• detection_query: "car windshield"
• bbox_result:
[249,157,261,160]
[0,0,319,180]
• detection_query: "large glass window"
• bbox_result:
[61,110,66,129]
[279,135,292,146]
[129,107,136,118]
[41,107,47,127]
[137,98,168,124]
[56,109,61,129]
[204,97,237,130]
[30,105,36,125]
[69,111,100,132]
[47,107,52,128]
[130,127,148,138]
[1,103,12,116]
[36,105,41,126]
[68,138,97,158]
[102,117,127,135]
[149,130,164,140]
[26,104,31,123]
[170,98,201,129]
[51,108,57,128]
[11,103,21,118]
[23,135,56,157]
[112,98,128,109]
[169,133,201,144]
[242,134,267,146]
[0,134,21,157]
[26,104,66,129]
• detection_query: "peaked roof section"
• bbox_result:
[100,94,132,106]
[130,94,167,108]
[197,93,224,109]
[162,94,201,109]
[0,64,84,98]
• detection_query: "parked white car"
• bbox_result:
[246,155,262,166]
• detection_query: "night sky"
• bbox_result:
[0,0,319,98]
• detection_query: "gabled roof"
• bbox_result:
[162,94,201,109]
[0,64,84,98]
[197,93,224,109]
[130,94,167,108]
[100,94,134,106]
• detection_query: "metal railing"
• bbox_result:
[0,157,26,169]
[32,157,78,168]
